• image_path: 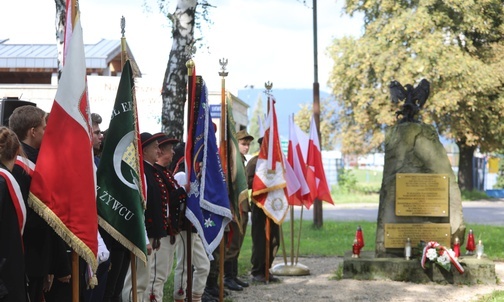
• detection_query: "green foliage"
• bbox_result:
[336,167,357,193]
[461,189,491,201]
[294,98,338,150]
[474,290,504,302]
[330,0,504,189]
[248,95,264,154]
[330,264,344,280]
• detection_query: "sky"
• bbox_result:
[1,0,363,94]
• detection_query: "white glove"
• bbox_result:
[97,232,110,264]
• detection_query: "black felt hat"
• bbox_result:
[140,132,164,148]
[155,133,179,147]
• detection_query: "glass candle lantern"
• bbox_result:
[453,237,460,259]
[404,238,412,260]
[476,240,484,259]
[352,239,360,258]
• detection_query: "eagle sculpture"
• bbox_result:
[389,79,430,123]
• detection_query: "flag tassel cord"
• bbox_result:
[251,183,286,196]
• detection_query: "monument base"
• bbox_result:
[271,262,310,276]
[343,251,497,285]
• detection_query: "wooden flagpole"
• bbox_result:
[118,17,139,302]
[69,1,79,301]
[264,81,273,284]
[185,59,196,302]
[218,58,229,302]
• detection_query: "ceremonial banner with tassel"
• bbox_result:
[29,13,98,272]
[185,78,233,257]
[252,97,290,224]
[225,94,249,233]
[96,60,147,264]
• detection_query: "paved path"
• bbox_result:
[288,200,504,226]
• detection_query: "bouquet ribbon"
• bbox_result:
[421,241,464,274]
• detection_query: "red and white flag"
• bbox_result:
[29,14,98,272]
[252,98,290,224]
[306,115,334,205]
[287,117,313,208]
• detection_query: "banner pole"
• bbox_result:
[71,251,79,302]
[280,224,287,265]
[265,218,270,284]
[218,58,229,301]
[185,59,196,302]
[295,207,304,264]
[131,253,137,302]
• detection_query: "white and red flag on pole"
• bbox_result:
[252,97,290,224]
[287,116,312,208]
[306,115,334,205]
[29,13,98,272]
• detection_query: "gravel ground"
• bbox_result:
[227,256,504,302]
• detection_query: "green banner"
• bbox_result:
[96,60,147,263]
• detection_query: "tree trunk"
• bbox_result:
[54,0,66,79]
[456,142,476,191]
[161,0,197,140]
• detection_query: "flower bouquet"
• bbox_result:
[420,241,464,274]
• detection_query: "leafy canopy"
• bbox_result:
[329,0,504,155]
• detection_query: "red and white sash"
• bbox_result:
[0,167,26,235]
[15,155,36,176]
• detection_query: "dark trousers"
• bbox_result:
[83,258,110,302]
[224,212,248,279]
[205,248,220,288]
[26,276,43,302]
[103,248,130,302]
[250,202,279,277]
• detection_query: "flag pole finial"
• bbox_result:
[120,16,127,67]
[218,58,228,77]
[265,81,273,92]
[121,16,125,37]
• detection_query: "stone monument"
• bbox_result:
[375,79,466,257]
[343,80,496,285]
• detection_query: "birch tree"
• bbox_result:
[54,0,65,79]
[160,0,197,140]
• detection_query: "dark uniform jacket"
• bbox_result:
[0,165,27,302]
[143,162,165,239]
[154,163,187,237]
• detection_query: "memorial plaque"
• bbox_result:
[396,173,449,217]
[384,223,451,248]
